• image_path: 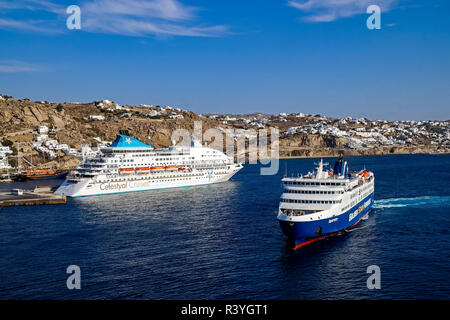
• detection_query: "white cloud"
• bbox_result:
[0,0,65,14]
[0,60,45,73]
[82,0,195,21]
[0,0,229,37]
[0,17,63,33]
[288,0,399,22]
[81,0,229,37]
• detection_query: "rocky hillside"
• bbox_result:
[0,93,449,170]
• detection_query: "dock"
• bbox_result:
[0,187,66,209]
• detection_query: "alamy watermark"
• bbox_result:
[366,5,381,30]
[66,5,81,30]
[66,265,81,290]
[366,265,381,289]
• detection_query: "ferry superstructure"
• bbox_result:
[55,134,243,197]
[277,157,374,249]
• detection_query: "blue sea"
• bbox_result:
[0,154,449,299]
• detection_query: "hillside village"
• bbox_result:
[203,112,450,157]
[0,93,449,171]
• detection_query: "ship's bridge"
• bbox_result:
[280,177,346,215]
[279,159,373,217]
[279,159,351,215]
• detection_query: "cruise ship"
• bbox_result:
[55,133,243,197]
[277,157,374,249]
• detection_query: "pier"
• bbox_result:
[0,187,66,209]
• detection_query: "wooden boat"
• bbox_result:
[22,169,69,180]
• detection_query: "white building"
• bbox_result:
[44,139,59,149]
[89,115,105,121]
[0,144,13,170]
[38,125,49,134]
[169,114,184,119]
[148,110,159,117]
[35,134,48,142]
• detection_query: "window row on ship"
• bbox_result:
[280,199,342,204]
[104,150,189,156]
[361,190,373,199]
[96,175,217,183]
[102,175,199,182]
[280,209,316,216]
[284,181,347,186]
[98,160,226,167]
[284,189,344,195]
[106,151,225,160]
[360,183,373,192]
[104,156,196,163]
[98,172,228,182]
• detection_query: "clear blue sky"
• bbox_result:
[0,0,449,120]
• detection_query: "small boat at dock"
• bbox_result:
[16,169,69,181]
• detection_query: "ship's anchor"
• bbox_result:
[315,226,322,235]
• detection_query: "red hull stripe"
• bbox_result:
[293,214,366,250]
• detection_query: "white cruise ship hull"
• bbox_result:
[55,166,242,197]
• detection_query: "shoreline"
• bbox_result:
[260,151,450,161]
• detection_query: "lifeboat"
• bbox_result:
[178,167,186,171]
[119,168,135,174]
[150,166,165,171]
[358,170,370,183]
[136,167,150,173]
[165,166,178,170]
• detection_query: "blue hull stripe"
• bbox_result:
[279,192,374,247]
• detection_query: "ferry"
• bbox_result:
[55,133,243,197]
[277,157,374,249]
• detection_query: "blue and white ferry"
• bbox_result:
[277,157,374,249]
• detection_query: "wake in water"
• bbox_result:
[373,196,450,209]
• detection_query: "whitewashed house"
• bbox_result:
[89,115,105,121]
[0,144,12,170]
[169,114,184,119]
[37,125,49,134]
[148,110,159,117]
